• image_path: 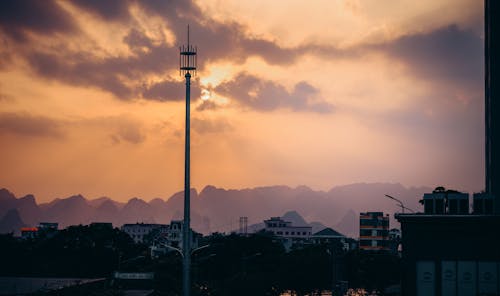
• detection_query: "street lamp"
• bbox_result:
[384,194,414,213]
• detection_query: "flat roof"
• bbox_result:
[395,213,500,222]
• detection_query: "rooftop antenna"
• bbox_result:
[179,25,197,296]
[180,25,197,76]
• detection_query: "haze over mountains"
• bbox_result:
[0,183,430,237]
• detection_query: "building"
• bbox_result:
[149,220,201,258]
[311,228,354,251]
[263,217,312,251]
[38,222,58,231]
[485,0,500,213]
[20,227,38,239]
[263,217,312,239]
[421,187,469,215]
[160,220,183,248]
[311,227,345,244]
[473,192,495,214]
[20,222,59,239]
[121,223,166,244]
[359,212,390,251]
[395,1,500,295]
[37,222,58,238]
[396,214,500,296]
[397,189,500,295]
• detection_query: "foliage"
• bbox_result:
[0,224,145,277]
[0,229,400,295]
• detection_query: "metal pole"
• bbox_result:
[183,72,191,296]
[331,248,337,296]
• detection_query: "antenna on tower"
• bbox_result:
[179,25,197,76]
[179,24,198,296]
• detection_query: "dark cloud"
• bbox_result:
[0,0,336,104]
[191,117,232,134]
[123,28,155,53]
[0,0,482,109]
[141,79,202,102]
[26,52,136,99]
[381,24,483,91]
[214,73,334,113]
[196,100,219,112]
[0,112,64,138]
[70,0,130,21]
[0,0,77,42]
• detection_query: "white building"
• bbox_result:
[263,217,312,251]
[149,220,201,258]
[121,223,166,244]
[264,217,312,239]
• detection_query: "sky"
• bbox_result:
[0,0,485,202]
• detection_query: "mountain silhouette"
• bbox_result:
[0,183,430,236]
[0,209,26,235]
[42,194,93,227]
[282,210,309,226]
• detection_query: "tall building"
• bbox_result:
[485,0,500,213]
[394,2,500,295]
[359,212,390,251]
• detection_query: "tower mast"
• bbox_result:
[179,25,197,296]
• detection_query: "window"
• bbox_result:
[291,232,295,235]
[285,232,289,235]
[360,229,371,236]
[359,240,371,246]
[303,232,307,235]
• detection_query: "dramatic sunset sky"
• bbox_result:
[0,0,484,202]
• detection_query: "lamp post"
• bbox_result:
[180,25,197,296]
[385,194,415,213]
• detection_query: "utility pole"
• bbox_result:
[385,194,414,213]
[180,25,197,296]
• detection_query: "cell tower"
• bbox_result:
[180,25,196,296]
[239,216,248,235]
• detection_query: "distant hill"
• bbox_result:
[0,209,26,236]
[0,183,431,236]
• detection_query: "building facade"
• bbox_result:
[121,223,166,244]
[396,214,500,296]
[263,217,312,239]
[149,220,201,258]
[263,217,312,251]
[421,187,469,215]
[311,227,355,251]
[359,212,390,251]
[485,0,500,213]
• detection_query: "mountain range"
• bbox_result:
[0,183,430,237]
